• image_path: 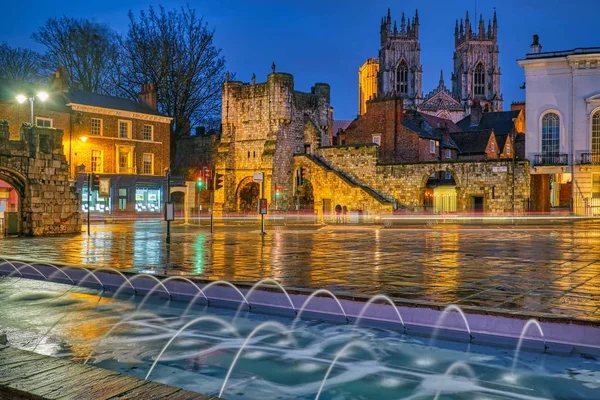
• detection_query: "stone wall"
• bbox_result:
[0,121,80,235]
[172,130,219,178]
[315,145,530,213]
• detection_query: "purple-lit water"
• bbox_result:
[1,277,599,399]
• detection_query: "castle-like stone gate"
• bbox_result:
[0,122,80,235]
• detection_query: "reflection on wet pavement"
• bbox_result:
[1,221,600,321]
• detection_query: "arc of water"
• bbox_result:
[511,319,546,375]
[201,280,250,309]
[182,290,211,318]
[218,321,296,398]
[112,274,171,300]
[92,268,136,294]
[291,289,348,330]
[145,316,239,381]
[433,361,477,400]
[0,259,24,277]
[84,311,170,365]
[59,266,105,290]
[37,264,75,285]
[353,294,405,330]
[137,276,207,312]
[233,279,296,320]
[428,304,472,348]
[315,341,378,400]
[4,263,48,281]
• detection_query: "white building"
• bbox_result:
[518,35,600,215]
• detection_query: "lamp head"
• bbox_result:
[80,136,88,143]
[37,92,49,101]
[16,95,27,104]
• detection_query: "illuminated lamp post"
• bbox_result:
[16,92,49,124]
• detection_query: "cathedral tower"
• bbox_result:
[452,10,503,112]
[377,9,422,109]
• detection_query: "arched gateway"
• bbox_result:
[0,122,80,236]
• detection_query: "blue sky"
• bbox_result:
[2,0,598,120]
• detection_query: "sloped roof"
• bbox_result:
[332,119,352,135]
[402,119,460,150]
[450,130,494,155]
[64,89,164,116]
[417,112,462,133]
[457,110,521,135]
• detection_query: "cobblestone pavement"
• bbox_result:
[1,221,600,321]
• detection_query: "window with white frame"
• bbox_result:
[445,149,451,159]
[119,120,132,139]
[142,153,154,175]
[491,142,495,152]
[541,113,560,154]
[143,125,154,141]
[91,150,103,173]
[592,110,600,154]
[91,118,102,136]
[430,140,436,154]
[372,135,381,146]
[506,143,511,155]
[35,117,52,128]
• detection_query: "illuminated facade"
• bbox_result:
[358,58,379,116]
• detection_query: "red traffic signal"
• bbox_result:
[91,174,101,191]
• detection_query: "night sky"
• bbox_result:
[2,0,598,120]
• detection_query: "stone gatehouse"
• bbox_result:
[0,121,80,235]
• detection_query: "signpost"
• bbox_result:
[253,172,266,235]
[165,169,172,245]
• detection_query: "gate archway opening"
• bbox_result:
[237,179,260,212]
[424,171,457,213]
[0,171,25,236]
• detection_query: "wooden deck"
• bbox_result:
[0,346,220,399]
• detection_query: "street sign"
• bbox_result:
[164,202,175,221]
[253,172,264,183]
[170,175,186,187]
[492,166,508,173]
[258,198,268,214]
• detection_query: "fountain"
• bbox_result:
[352,294,405,330]
[137,276,208,311]
[233,279,297,320]
[112,273,171,299]
[201,280,250,309]
[432,361,478,400]
[218,321,297,398]
[510,319,547,376]
[428,304,472,347]
[291,289,349,330]
[315,340,378,400]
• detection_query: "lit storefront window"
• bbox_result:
[81,187,111,213]
[135,187,162,213]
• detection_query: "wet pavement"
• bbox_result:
[1,221,600,322]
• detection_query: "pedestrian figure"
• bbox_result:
[335,204,342,223]
[342,206,348,223]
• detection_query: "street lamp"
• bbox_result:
[15,92,49,124]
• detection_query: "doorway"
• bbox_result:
[472,196,484,213]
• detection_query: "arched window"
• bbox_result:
[542,113,560,155]
[593,110,600,154]
[396,61,408,94]
[473,63,485,96]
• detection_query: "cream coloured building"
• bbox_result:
[358,58,379,116]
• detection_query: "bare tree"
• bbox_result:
[120,5,227,161]
[32,17,120,94]
[0,42,45,82]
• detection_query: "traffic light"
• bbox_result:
[196,177,204,189]
[91,174,100,191]
[214,173,224,190]
[275,187,281,197]
[301,167,308,186]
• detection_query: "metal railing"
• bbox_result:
[574,196,600,217]
[580,152,600,165]
[533,153,568,166]
[117,166,137,174]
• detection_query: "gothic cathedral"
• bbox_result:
[371,9,503,122]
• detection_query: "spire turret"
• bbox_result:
[401,12,406,35]
[479,14,485,39]
[465,11,471,38]
[393,20,398,35]
[413,9,419,38]
[487,20,492,39]
[492,9,498,39]
[439,70,445,88]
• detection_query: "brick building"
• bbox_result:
[341,93,459,162]
[0,71,172,217]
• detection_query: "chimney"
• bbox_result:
[471,101,483,126]
[50,66,69,92]
[530,34,542,54]
[138,83,158,110]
